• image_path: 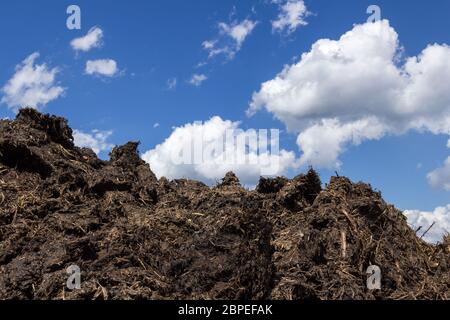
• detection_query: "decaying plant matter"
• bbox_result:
[0,109,448,300]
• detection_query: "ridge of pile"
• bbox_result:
[0,108,448,300]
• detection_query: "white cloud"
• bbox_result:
[202,19,257,60]
[1,52,65,111]
[73,129,114,155]
[296,117,385,168]
[427,157,450,191]
[219,19,257,49]
[70,27,103,52]
[427,136,450,192]
[153,123,160,128]
[142,117,298,186]
[85,59,119,77]
[189,74,207,87]
[272,0,309,34]
[404,205,450,243]
[167,77,177,90]
[249,20,450,168]
[202,40,216,50]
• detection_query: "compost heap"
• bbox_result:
[0,108,448,300]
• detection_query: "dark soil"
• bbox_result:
[0,108,448,300]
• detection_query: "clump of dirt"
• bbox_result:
[0,108,448,300]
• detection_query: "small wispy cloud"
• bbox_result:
[272,0,309,34]
[219,19,257,49]
[202,40,216,51]
[189,74,208,87]
[202,18,258,61]
[1,52,65,111]
[167,77,177,90]
[85,59,119,77]
[70,27,104,52]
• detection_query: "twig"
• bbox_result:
[420,222,436,240]
[341,231,347,258]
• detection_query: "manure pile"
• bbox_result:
[0,109,448,300]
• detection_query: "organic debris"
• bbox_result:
[0,109,448,300]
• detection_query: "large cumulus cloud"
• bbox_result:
[249,20,450,169]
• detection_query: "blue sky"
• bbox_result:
[0,0,449,230]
